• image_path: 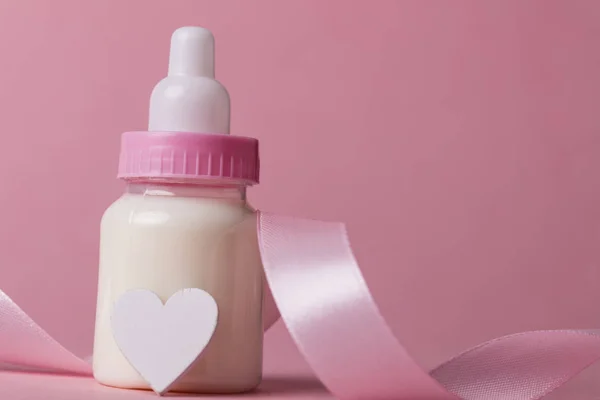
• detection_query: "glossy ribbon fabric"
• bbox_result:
[1,212,600,399]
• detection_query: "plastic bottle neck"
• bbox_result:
[125,182,247,202]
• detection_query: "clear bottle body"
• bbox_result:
[92,182,263,393]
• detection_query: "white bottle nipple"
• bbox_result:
[168,27,214,78]
[148,27,231,134]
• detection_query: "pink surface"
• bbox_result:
[0,0,599,398]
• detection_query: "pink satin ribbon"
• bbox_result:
[1,212,600,399]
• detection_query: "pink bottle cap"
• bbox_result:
[117,131,259,185]
[117,28,259,186]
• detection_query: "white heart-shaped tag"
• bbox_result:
[111,288,218,395]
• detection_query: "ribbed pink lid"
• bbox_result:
[117,131,259,185]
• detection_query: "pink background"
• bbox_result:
[0,0,599,398]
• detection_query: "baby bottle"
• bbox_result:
[92,27,263,393]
